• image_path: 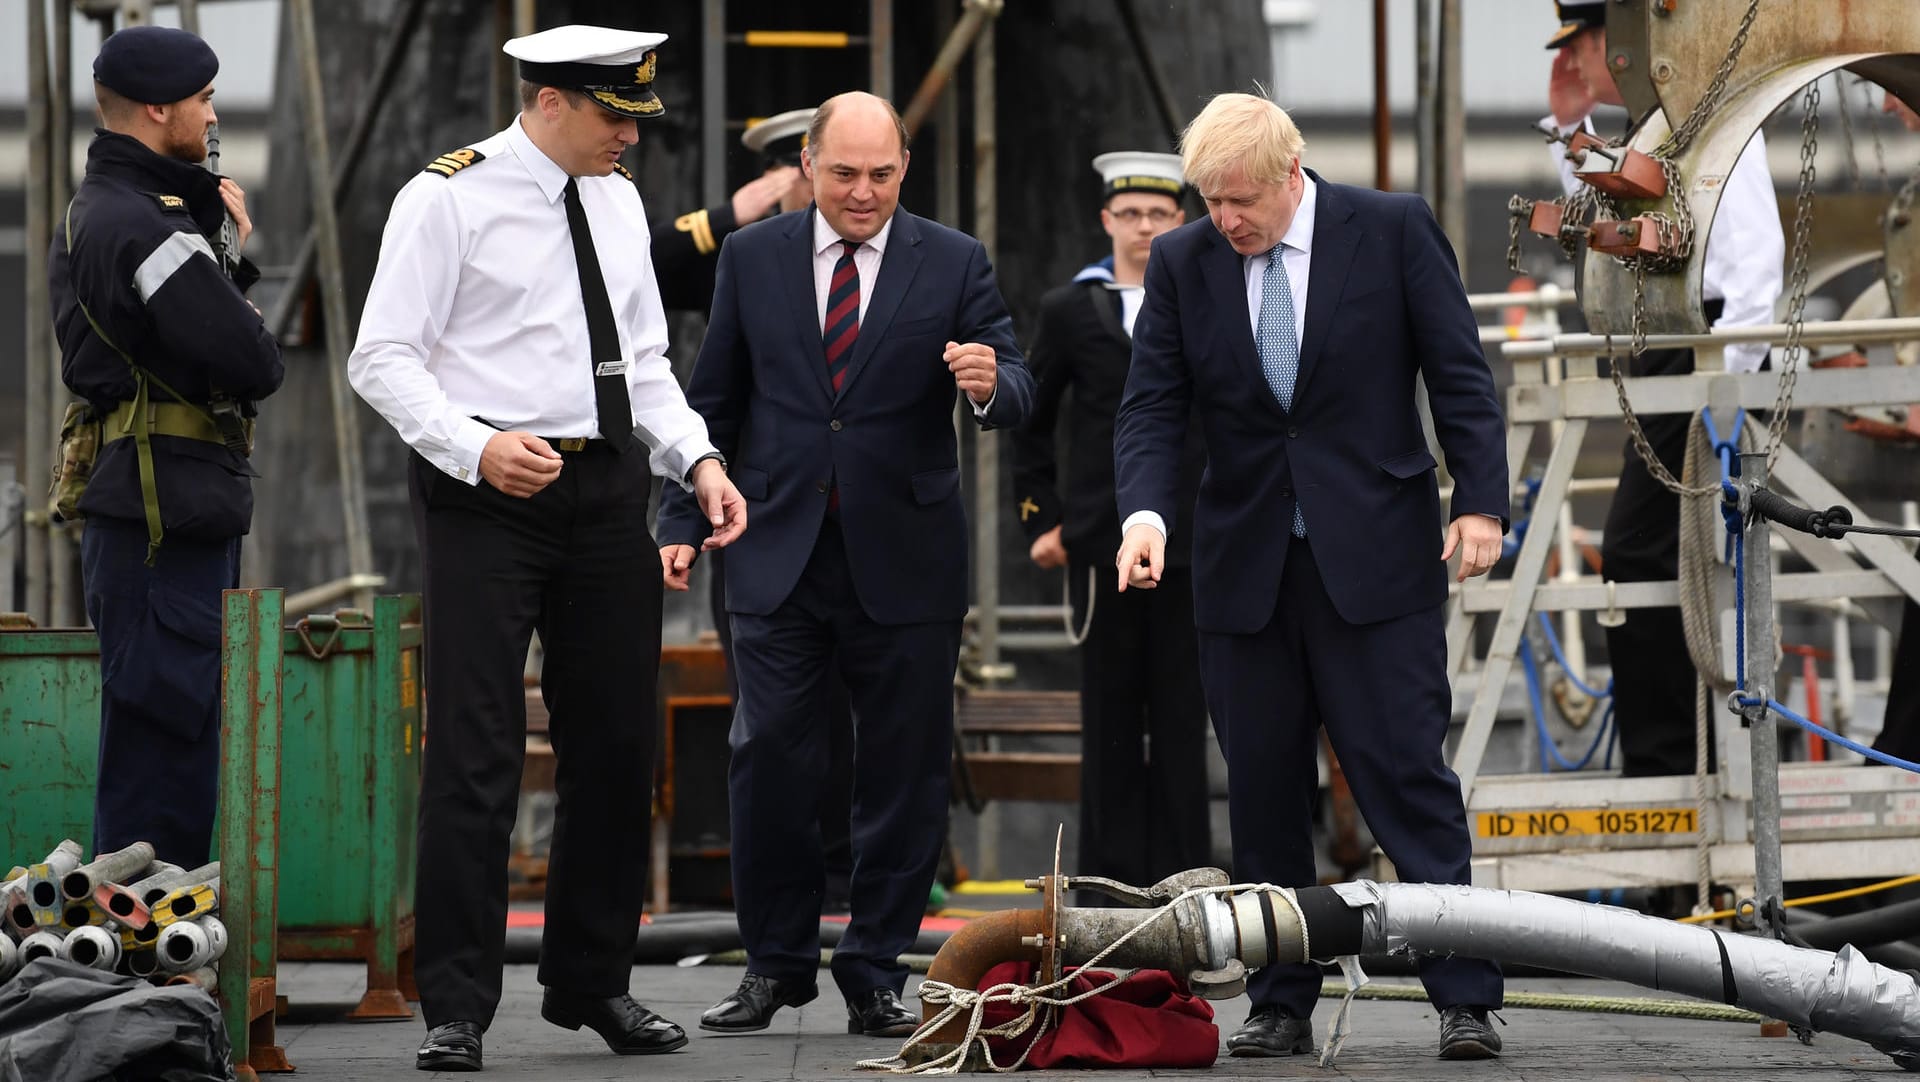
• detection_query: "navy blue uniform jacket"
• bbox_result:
[1113,174,1507,633]
[50,130,283,539]
[657,206,1034,625]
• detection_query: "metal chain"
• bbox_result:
[1768,79,1821,462]
[1559,186,1612,261]
[1616,260,1723,496]
[1612,81,1820,496]
[1655,0,1763,160]
[1507,195,1533,273]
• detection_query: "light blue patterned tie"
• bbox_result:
[1256,243,1307,537]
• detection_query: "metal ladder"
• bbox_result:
[698,0,895,206]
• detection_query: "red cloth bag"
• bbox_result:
[972,961,1219,1069]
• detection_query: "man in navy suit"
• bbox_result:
[1113,93,1509,1060]
[657,91,1033,1039]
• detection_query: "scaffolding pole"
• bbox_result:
[869,0,893,101]
[46,0,76,627]
[24,0,53,625]
[971,2,1001,679]
[287,0,376,614]
[265,0,431,342]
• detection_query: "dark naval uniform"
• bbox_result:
[650,201,738,313]
[1011,259,1209,887]
[50,27,284,868]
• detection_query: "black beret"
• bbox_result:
[94,25,219,105]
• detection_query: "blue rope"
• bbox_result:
[1535,612,1614,700]
[1519,632,1615,772]
[1733,696,1920,774]
[1700,407,1746,563]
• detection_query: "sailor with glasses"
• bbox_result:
[1009,151,1211,890]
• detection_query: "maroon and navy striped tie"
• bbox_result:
[823,240,861,393]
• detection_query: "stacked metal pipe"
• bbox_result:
[0,841,224,987]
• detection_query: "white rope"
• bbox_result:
[855,883,1294,1075]
[1062,566,1096,647]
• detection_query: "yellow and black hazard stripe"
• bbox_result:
[424,147,486,178]
[674,208,718,255]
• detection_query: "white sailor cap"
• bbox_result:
[741,108,816,167]
[1545,0,1604,49]
[1091,151,1186,201]
[503,25,669,119]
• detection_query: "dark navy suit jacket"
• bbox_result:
[1113,172,1507,633]
[658,206,1033,625]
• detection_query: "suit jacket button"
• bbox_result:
[1279,487,1292,498]
[1286,425,1300,438]
[830,419,843,432]
[816,481,829,494]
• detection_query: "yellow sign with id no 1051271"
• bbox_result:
[1476,808,1699,838]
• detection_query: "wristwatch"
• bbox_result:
[686,451,727,482]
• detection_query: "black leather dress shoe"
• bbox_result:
[1437,1004,1502,1059]
[699,973,819,1033]
[540,988,688,1055]
[416,1020,483,1071]
[1226,1006,1314,1057]
[845,987,919,1037]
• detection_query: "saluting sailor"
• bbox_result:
[50,23,283,871]
[650,107,811,314]
[346,24,745,1073]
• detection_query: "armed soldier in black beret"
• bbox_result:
[49,24,283,869]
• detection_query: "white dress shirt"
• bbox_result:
[348,117,717,487]
[1545,113,1784,374]
[811,208,992,415]
[1122,177,1318,541]
[812,210,891,329]
[1116,285,1145,336]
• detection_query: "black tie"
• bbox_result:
[562,177,632,452]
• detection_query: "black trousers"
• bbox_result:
[1071,560,1210,886]
[409,448,661,1028]
[82,519,239,869]
[711,550,854,901]
[727,518,959,999]
[1202,543,1501,1018]
[1875,596,1920,762]
[1601,300,1724,777]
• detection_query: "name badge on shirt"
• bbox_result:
[594,360,629,378]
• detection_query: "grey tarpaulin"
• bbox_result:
[0,958,235,1082]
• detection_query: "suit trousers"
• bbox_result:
[711,549,856,901]
[1601,298,1723,777]
[1072,560,1211,886]
[408,448,661,1028]
[727,517,960,999]
[1199,542,1502,1019]
[82,518,239,869]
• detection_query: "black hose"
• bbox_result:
[1747,488,1852,538]
[1785,896,1920,955]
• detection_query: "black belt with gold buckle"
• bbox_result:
[547,437,599,452]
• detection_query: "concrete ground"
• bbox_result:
[271,960,1909,1081]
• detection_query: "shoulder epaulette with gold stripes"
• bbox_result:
[611,162,634,181]
[673,208,718,255]
[424,148,486,178]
